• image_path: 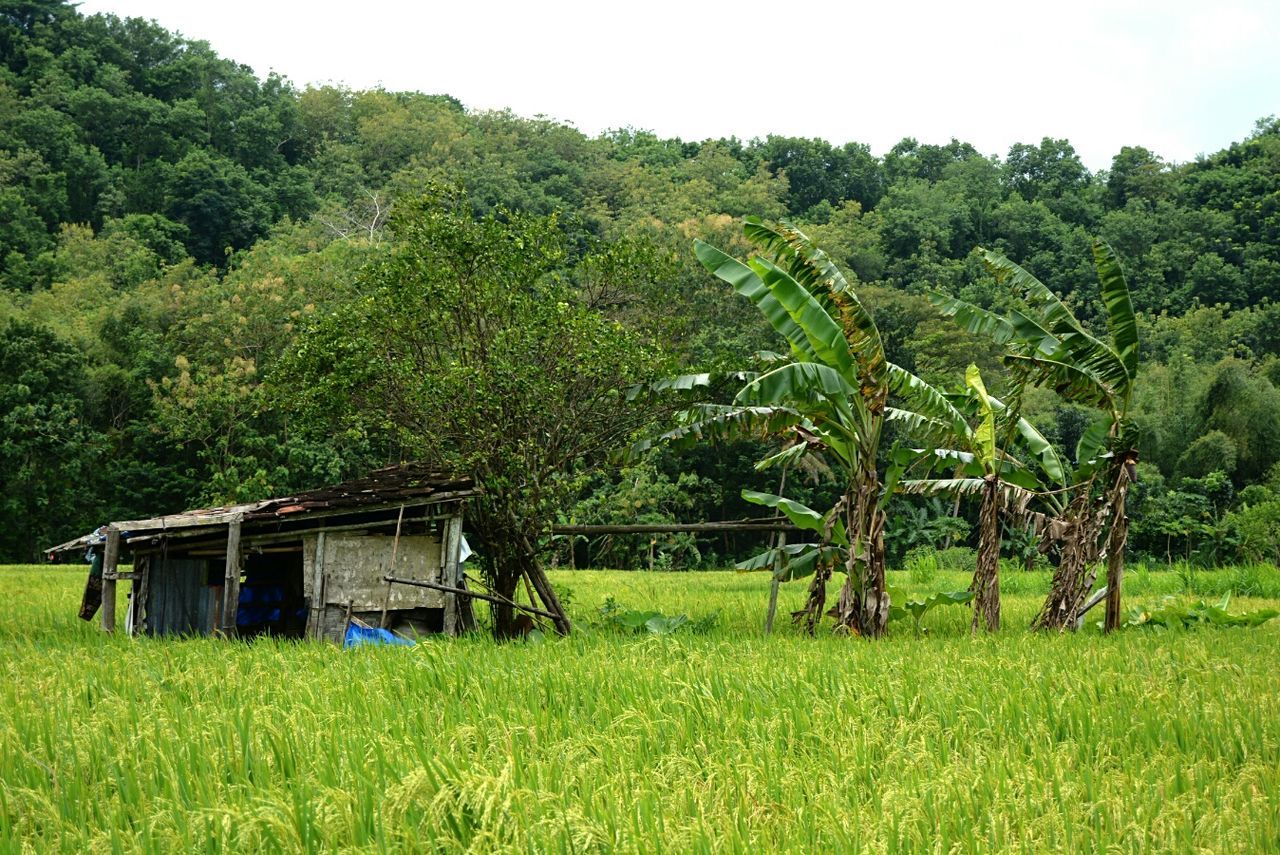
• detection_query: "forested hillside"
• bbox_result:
[4,0,1280,565]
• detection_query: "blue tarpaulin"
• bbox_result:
[344,623,416,648]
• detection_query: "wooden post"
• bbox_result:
[441,516,463,636]
[211,583,223,635]
[765,529,785,636]
[764,464,788,636]
[221,516,243,637]
[456,517,476,632]
[101,527,120,634]
[307,531,327,640]
[379,505,406,629]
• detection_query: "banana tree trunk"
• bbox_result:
[1033,487,1106,632]
[834,473,889,638]
[798,564,830,635]
[1103,454,1136,633]
[971,475,1002,633]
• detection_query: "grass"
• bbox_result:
[1,564,1278,853]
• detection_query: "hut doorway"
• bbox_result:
[235,549,307,639]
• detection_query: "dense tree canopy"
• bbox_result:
[3,0,1280,570]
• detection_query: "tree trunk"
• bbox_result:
[971,476,1002,633]
[765,524,785,636]
[1035,454,1135,633]
[833,473,889,638]
[490,569,522,639]
[482,507,574,639]
[941,464,965,550]
[797,564,830,636]
[1104,457,1135,633]
[764,573,781,636]
[1032,486,1106,632]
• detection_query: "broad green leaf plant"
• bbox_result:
[689,219,899,636]
[932,240,1140,631]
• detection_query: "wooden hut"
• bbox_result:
[47,465,480,643]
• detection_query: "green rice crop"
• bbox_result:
[1,564,1278,853]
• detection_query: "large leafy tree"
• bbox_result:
[753,136,884,215]
[279,188,667,638]
[0,319,102,560]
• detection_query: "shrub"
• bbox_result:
[1123,594,1278,630]
[1187,563,1280,599]
[904,548,941,585]
[937,547,977,573]
[1227,499,1280,565]
[999,572,1050,596]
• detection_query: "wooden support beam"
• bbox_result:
[453,515,475,632]
[307,531,327,640]
[115,493,473,537]
[378,505,406,629]
[551,520,797,535]
[441,515,463,635]
[525,560,571,636]
[100,527,120,634]
[221,516,243,637]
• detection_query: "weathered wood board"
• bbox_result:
[302,534,444,611]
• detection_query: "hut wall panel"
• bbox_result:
[146,558,216,636]
[301,534,444,611]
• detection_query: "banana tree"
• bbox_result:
[932,240,1139,631]
[894,364,1068,633]
[690,218,895,636]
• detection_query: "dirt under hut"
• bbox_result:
[46,465,481,643]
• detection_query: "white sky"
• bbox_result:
[78,0,1280,170]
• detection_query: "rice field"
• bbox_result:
[1,563,1278,853]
